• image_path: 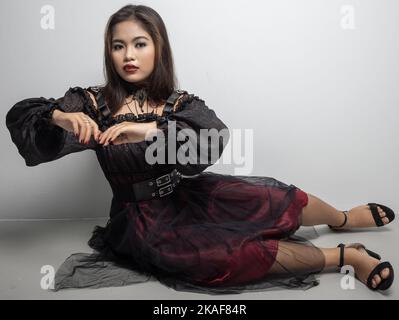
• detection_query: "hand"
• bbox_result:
[52,109,102,144]
[98,121,158,146]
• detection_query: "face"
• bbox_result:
[111,20,155,84]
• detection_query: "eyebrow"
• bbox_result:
[112,36,149,44]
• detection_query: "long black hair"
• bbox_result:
[100,4,179,113]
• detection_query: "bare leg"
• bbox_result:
[268,240,391,289]
[300,193,390,227]
[300,193,344,226]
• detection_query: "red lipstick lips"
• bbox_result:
[123,64,139,71]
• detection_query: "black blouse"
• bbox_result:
[5,86,230,176]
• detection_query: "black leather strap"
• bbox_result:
[338,211,348,227]
[162,89,188,117]
[328,210,348,229]
[131,169,182,201]
[86,87,111,130]
[337,243,345,268]
[368,203,384,227]
[96,91,112,119]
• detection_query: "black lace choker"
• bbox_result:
[126,87,148,113]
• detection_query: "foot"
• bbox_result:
[345,244,391,289]
[331,205,390,229]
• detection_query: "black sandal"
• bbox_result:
[329,203,395,230]
[337,243,394,291]
[367,203,395,227]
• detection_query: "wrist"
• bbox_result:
[50,109,63,125]
[143,121,158,139]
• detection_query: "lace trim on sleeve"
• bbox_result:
[60,86,100,122]
[156,92,197,126]
[172,93,197,113]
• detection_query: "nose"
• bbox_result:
[125,45,136,61]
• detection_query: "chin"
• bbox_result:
[121,75,139,82]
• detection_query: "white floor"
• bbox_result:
[0,219,397,300]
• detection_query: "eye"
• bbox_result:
[136,42,146,48]
[113,45,123,50]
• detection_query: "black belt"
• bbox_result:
[130,169,182,202]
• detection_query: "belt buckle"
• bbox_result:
[159,184,173,197]
[156,173,171,186]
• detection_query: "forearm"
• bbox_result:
[50,109,64,126]
[137,121,158,141]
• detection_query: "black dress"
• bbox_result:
[5,86,324,294]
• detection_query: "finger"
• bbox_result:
[104,125,125,145]
[93,125,101,142]
[79,119,87,143]
[100,124,121,144]
[84,121,92,144]
[103,127,120,145]
[100,128,114,144]
[85,123,93,144]
[110,125,126,142]
[99,129,110,144]
[77,121,84,143]
[98,128,105,141]
[72,121,79,138]
[89,120,102,141]
[108,129,124,145]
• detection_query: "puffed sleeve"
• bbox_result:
[5,86,99,167]
[155,93,230,176]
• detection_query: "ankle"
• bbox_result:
[331,210,348,227]
[322,247,356,271]
[342,247,360,269]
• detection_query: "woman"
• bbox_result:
[5,4,395,294]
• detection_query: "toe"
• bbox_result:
[372,278,377,288]
[381,268,390,279]
[377,207,389,224]
[382,217,390,224]
[378,209,386,218]
[374,274,382,285]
